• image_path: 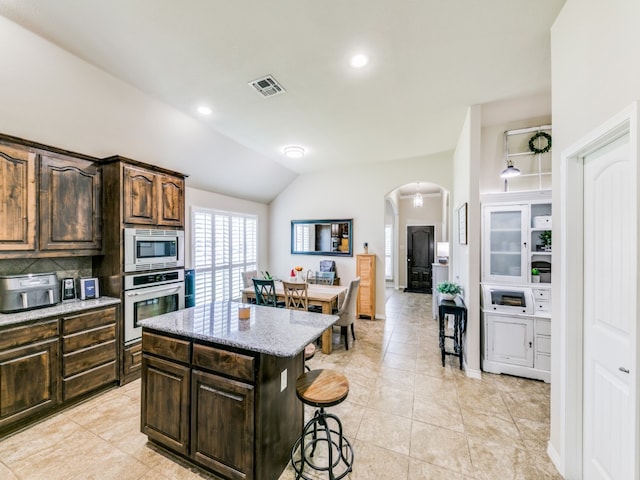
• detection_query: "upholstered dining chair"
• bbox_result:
[252,278,285,308]
[282,281,316,370]
[333,277,360,350]
[242,270,258,288]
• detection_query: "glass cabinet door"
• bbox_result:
[483,205,527,284]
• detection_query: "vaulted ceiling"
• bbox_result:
[0,0,564,201]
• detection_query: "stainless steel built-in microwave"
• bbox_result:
[124,228,185,272]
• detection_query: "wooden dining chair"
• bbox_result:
[282,281,316,369]
[252,278,285,307]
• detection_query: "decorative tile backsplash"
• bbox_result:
[0,257,93,279]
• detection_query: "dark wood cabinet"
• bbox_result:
[0,143,37,252]
[61,307,118,401]
[123,164,185,228]
[141,354,190,455]
[0,320,60,431]
[39,154,102,253]
[122,342,143,384]
[191,370,254,480]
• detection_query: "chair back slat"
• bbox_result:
[282,281,309,310]
[252,278,278,307]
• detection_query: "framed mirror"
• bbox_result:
[291,219,353,256]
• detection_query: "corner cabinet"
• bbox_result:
[356,254,376,319]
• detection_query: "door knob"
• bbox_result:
[619,367,630,374]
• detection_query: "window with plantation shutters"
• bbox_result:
[192,209,257,304]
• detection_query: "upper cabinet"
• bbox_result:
[0,144,36,251]
[0,139,102,257]
[481,190,552,286]
[39,154,102,252]
[123,164,184,227]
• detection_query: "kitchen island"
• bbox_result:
[139,301,339,480]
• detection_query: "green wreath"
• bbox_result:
[528,131,552,154]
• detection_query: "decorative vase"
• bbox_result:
[440,293,456,300]
[532,275,540,283]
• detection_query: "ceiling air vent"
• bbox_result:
[249,75,286,97]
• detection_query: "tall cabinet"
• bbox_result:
[481,190,552,382]
[356,254,376,319]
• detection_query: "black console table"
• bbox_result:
[438,296,467,369]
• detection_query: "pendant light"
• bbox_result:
[500,159,521,178]
[413,182,423,208]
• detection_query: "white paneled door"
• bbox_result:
[583,132,637,479]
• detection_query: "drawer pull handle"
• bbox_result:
[619,367,630,374]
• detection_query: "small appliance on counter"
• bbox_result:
[0,272,61,313]
[78,277,100,300]
[61,277,76,301]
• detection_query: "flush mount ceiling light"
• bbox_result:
[197,105,212,116]
[413,183,423,208]
[500,159,521,178]
[283,145,305,159]
[350,53,369,68]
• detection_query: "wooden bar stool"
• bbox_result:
[291,369,354,480]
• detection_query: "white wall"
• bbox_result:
[0,15,295,203]
[550,1,640,476]
[452,105,482,376]
[269,152,453,319]
[185,187,269,270]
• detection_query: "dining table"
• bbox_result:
[241,282,348,354]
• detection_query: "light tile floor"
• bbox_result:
[0,290,562,479]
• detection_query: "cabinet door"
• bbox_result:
[141,354,190,455]
[39,154,102,252]
[191,369,254,480]
[157,174,185,227]
[0,144,36,251]
[123,165,157,225]
[0,338,59,428]
[484,314,533,367]
[482,205,528,284]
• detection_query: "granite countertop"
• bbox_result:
[0,297,121,328]
[140,302,339,357]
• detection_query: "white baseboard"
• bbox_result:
[464,366,482,380]
[546,441,565,478]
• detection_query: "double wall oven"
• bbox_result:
[122,229,186,345]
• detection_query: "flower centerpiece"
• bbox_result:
[437,281,462,301]
[292,265,304,282]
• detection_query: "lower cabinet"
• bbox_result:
[141,329,303,480]
[122,341,143,385]
[191,370,254,479]
[482,312,550,382]
[0,320,60,432]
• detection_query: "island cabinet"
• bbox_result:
[0,319,60,432]
[141,329,303,480]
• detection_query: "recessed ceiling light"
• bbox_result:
[283,146,305,158]
[350,53,369,68]
[197,105,212,115]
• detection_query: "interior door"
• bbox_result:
[583,133,636,479]
[406,225,434,293]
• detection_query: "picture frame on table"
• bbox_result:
[458,203,467,245]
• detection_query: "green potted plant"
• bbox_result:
[531,267,540,283]
[539,230,552,251]
[437,281,462,300]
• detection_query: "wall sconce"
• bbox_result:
[437,242,449,264]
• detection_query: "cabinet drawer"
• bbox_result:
[63,308,116,335]
[532,289,551,301]
[536,319,551,336]
[534,301,550,315]
[0,320,58,350]
[535,353,551,371]
[63,324,116,352]
[193,343,255,382]
[63,361,117,401]
[63,340,116,377]
[142,331,190,364]
[536,335,551,355]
